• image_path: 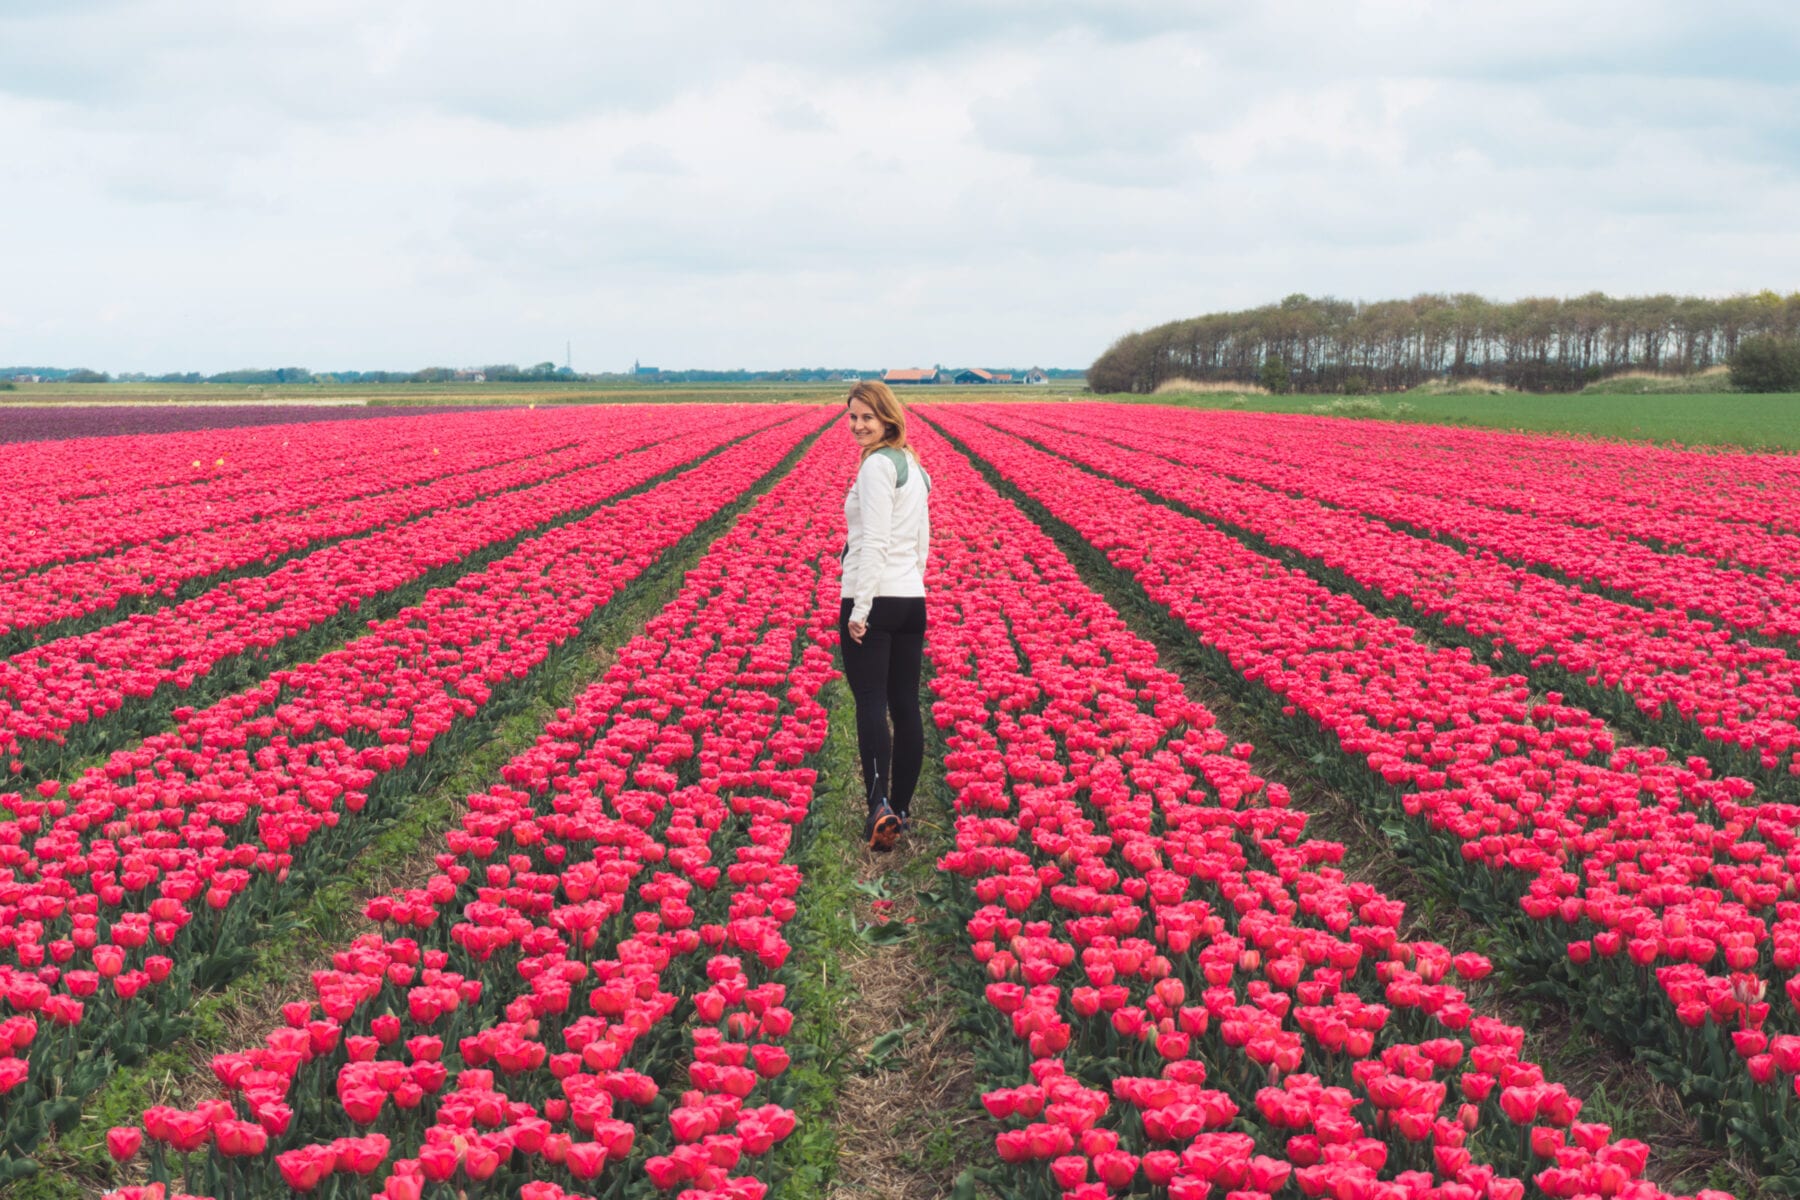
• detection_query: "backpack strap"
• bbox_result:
[873,446,910,489]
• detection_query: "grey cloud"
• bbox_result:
[966,33,1222,185]
[1450,6,1800,86]
[768,97,833,133]
[6,0,1800,372]
[0,1,861,126]
[0,0,1236,128]
[101,172,220,208]
[435,154,1171,285]
[1391,72,1800,189]
[861,0,1234,61]
[972,61,1211,157]
[1237,1,1800,88]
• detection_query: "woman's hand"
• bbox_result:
[847,620,867,643]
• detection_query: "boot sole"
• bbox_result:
[867,810,903,852]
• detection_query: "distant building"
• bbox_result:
[633,360,659,377]
[1023,367,1049,385]
[454,369,487,383]
[953,368,1014,384]
[883,368,939,385]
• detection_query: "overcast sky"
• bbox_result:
[3,1,1797,373]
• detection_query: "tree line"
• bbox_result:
[1087,291,1800,394]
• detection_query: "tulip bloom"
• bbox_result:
[910,414,1682,1200]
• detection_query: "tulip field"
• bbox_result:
[1,403,1796,1200]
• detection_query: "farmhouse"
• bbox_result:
[883,368,940,385]
[1024,367,1049,384]
[953,368,1014,384]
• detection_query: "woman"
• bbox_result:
[840,380,930,852]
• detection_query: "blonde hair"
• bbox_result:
[846,380,922,467]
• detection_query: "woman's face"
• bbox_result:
[847,398,885,450]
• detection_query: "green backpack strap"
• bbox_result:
[873,446,910,489]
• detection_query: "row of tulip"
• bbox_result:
[0,408,500,506]
[1000,408,1800,785]
[0,406,801,779]
[908,419,1707,1200]
[0,404,495,453]
[0,412,828,1167]
[1036,406,1800,644]
[1147,410,1800,568]
[926,407,1800,1179]
[96,426,852,1200]
[0,408,731,650]
[3,410,574,579]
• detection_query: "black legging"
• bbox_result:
[838,596,926,816]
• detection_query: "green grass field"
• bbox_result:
[4,379,1795,452]
[1112,389,1800,453]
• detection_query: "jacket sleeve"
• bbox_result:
[848,453,896,625]
[916,474,931,575]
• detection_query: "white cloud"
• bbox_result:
[613,143,689,176]
[767,97,834,134]
[1,0,1798,372]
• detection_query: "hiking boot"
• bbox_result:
[864,802,902,852]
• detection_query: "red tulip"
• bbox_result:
[416,1143,459,1182]
[645,1154,688,1188]
[275,1146,334,1192]
[1142,1149,1180,1184]
[335,1134,389,1175]
[1094,1149,1139,1188]
[1049,1155,1087,1187]
[52,414,1727,1200]
[463,1141,501,1182]
[105,1127,142,1162]
[214,1119,267,1157]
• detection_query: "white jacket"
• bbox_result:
[841,447,930,624]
